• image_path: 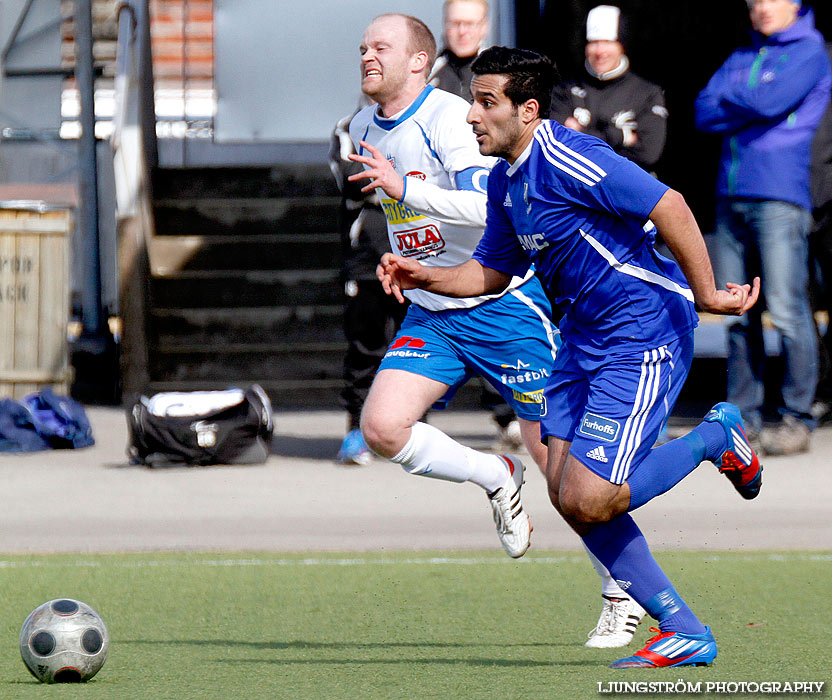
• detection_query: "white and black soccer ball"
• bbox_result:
[19,598,109,683]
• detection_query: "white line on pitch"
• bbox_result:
[0,552,829,569]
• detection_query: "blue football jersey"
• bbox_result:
[473,120,698,354]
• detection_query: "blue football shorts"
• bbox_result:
[540,332,694,484]
[378,278,560,421]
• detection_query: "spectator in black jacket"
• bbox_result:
[429,0,489,104]
[550,5,668,174]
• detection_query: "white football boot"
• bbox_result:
[487,455,531,558]
[585,595,646,648]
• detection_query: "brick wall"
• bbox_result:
[150,0,213,88]
[61,0,213,87]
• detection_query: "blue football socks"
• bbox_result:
[626,422,728,511]
[582,513,707,635]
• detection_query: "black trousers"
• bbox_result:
[341,280,408,428]
[811,205,832,400]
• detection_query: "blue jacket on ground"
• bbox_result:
[694,9,831,211]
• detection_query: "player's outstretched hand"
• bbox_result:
[377,253,427,303]
[704,276,761,316]
[348,141,405,200]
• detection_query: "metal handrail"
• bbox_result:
[112,0,156,218]
[2,0,37,62]
[111,0,156,394]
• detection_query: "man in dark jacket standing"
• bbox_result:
[330,107,408,465]
[809,44,832,422]
[550,5,668,173]
[695,0,831,455]
[429,0,489,103]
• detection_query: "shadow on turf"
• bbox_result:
[122,640,573,650]
[120,639,597,668]
[120,639,598,664]
[216,658,598,667]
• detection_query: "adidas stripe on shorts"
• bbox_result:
[540,332,694,484]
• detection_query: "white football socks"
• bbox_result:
[390,421,508,492]
[583,541,631,599]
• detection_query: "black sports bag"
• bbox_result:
[127,385,273,467]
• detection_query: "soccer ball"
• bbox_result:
[19,599,109,683]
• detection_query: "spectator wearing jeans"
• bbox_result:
[695,0,831,455]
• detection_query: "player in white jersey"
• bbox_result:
[350,87,516,310]
[348,13,553,560]
[348,14,647,645]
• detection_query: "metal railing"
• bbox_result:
[111,0,156,393]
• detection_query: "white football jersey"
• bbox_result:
[349,86,531,311]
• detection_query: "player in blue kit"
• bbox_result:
[351,15,655,646]
[378,46,763,669]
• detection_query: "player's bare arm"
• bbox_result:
[347,140,405,200]
[377,253,510,303]
[649,189,760,315]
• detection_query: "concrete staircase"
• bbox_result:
[145,166,347,408]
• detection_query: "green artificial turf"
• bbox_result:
[0,551,828,699]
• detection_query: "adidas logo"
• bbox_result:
[586,446,608,463]
[503,192,512,207]
[730,427,753,466]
